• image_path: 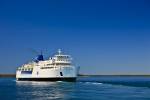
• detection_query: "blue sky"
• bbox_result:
[0,0,150,74]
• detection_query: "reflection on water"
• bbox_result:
[16,81,76,100]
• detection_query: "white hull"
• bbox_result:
[16,66,79,81]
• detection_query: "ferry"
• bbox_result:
[16,49,79,82]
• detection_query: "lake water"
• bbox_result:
[0,76,150,100]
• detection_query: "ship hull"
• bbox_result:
[17,77,76,82]
[16,66,80,82]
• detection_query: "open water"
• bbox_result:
[0,76,150,100]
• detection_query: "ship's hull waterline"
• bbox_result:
[17,77,76,82]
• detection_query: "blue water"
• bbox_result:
[0,76,150,100]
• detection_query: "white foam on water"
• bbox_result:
[57,81,63,82]
[92,82,103,85]
[85,82,91,84]
[80,81,103,85]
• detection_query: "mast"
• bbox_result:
[58,49,62,55]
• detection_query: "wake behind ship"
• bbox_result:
[16,49,79,82]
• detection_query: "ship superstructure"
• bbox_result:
[16,49,79,82]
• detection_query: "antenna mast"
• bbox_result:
[58,49,62,55]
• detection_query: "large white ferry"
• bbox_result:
[16,49,79,82]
